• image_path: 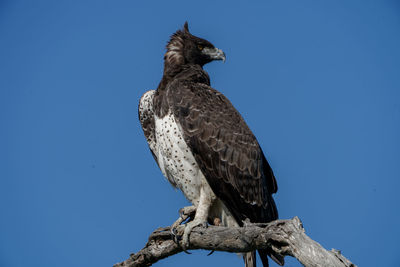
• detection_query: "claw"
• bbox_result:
[170,225,191,254]
[179,206,196,223]
[182,248,192,254]
[171,218,183,245]
[170,206,207,252]
[171,227,178,236]
[181,219,208,250]
[170,206,197,249]
[170,226,179,244]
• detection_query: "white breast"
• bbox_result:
[154,112,215,206]
[139,90,237,227]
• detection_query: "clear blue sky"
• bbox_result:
[1,1,399,267]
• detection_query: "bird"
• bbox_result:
[138,22,282,267]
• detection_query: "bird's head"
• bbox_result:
[165,22,226,67]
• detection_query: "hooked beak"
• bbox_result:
[202,47,226,62]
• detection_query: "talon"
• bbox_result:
[180,219,208,250]
[182,248,192,254]
[170,228,177,244]
[207,250,215,256]
[179,206,196,222]
[171,227,178,238]
[170,225,182,244]
[170,206,197,246]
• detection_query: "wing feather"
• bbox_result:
[167,80,278,223]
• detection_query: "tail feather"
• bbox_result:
[244,251,256,267]
[258,249,269,267]
[258,249,285,267]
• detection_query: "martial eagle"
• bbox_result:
[139,23,281,267]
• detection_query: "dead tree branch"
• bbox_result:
[114,216,356,267]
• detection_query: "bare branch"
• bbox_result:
[114,217,356,267]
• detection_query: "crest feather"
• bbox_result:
[164,23,190,67]
[183,21,189,33]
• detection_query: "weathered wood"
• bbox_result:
[114,217,356,267]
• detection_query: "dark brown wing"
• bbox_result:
[167,80,278,224]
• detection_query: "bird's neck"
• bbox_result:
[156,63,182,91]
[157,63,210,91]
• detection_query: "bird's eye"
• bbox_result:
[197,44,204,51]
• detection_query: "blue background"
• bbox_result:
[1,1,399,267]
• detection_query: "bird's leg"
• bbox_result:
[180,187,213,250]
[171,205,196,239]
